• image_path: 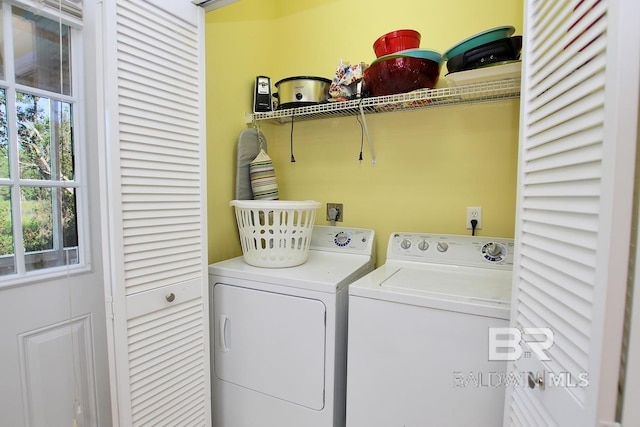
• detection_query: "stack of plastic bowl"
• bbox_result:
[442,25,523,91]
[443,26,522,74]
[364,29,443,97]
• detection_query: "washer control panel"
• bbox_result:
[388,232,514,269]
[310,225,375,255]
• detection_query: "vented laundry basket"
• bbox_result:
[230,200,322,267]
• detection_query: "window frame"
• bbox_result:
[0,0,89,287]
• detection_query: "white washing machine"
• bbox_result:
[208,225,375,427]
[346,232,514,427]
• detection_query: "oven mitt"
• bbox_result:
[249,149,279,200]
[235,128,267,200]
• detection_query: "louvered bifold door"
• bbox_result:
[103,1,209,426]
[505,0,639,426]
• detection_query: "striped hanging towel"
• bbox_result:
[249,149,279,200]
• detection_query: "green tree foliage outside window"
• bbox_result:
[0,90,78,259]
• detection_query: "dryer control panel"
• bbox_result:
[387,232,514,269]
[310,225,375,255]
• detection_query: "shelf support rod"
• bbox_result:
[359,103,376,166]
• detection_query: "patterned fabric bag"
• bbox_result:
[249,149,279,200]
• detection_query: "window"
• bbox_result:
[0,1,85,281]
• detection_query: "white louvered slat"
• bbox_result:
[121,138,200,157]
[107,0,207,425]
[523,162,601,186]
[522,179,599,199]
[505,0,637,425]
[521,193,600,215]
[123,215,201,231]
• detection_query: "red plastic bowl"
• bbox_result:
[363,56,441,96]
[373,29,421,58]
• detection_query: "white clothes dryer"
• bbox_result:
[346,232,514,427]
[208,225,375,427]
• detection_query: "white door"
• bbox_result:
[0,1,112,426]
[100,1,209,426]
[213,284,326,410]
[505,0,640,425]
[0,274,112,427]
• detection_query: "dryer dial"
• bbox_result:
[334,231,351,247]
[418,240,430,251]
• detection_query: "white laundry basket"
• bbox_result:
[230,200,322,267]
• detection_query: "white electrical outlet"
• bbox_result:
[466,206,482,230]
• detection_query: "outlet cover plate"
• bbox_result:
[466,206,482,230]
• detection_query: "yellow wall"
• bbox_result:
[205,0,523,267]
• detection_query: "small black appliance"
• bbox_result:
[253,76,272,112]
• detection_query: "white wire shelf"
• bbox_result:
[245,79,521,124]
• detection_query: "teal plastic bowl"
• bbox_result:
[443,26,516,61]
[371,48,442,66]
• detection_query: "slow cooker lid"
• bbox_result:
[275,76,332,86]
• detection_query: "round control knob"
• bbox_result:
[482,242,507,263]
[400,239,412,250]
[418,240,430,251]
[334,231,351,247]
[437,242,449,252]
[486,243,503,257]
[296,92,303,100]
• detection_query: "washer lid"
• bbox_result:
[383,265,512,300]
[209,251,373,294]
[349,264,512,319]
